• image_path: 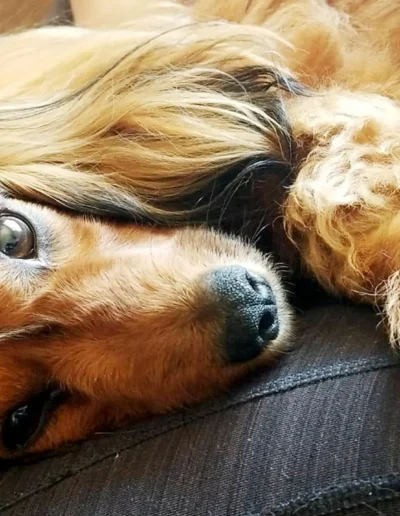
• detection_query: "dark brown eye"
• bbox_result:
[0,216,35,259]
[1,388,66,451]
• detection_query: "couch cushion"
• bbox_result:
[0,301,399,515]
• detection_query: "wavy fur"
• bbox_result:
[0,0,399,455]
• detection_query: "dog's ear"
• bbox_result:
[147,66,305,226]
[380,271,400,347]
[0,26,305,225]
[0,65,303,226]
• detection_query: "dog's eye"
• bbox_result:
[0,215,35,259]
[1,388,65,451]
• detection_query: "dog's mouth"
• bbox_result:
[1,386,68,452]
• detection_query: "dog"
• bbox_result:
[0,0,398,457]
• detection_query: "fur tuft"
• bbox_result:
[0,23,304,224]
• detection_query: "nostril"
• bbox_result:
[259,310,274,335]
[247,272,260,292]
[204,265,280,363]
[258,307,279,341]
[246,271,274,302]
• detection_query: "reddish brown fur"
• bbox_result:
[0,0,399,456]
[0,196,291,457]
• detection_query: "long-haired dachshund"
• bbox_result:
[0,0,398,457]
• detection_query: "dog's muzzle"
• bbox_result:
[205,265,279,363]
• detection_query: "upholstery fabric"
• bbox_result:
[0,300,399,515]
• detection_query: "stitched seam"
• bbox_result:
[178,357,400,428]
[203,357,399,412]
[0,358,399,512]
[260,474,400,515]
[8,358,397,468]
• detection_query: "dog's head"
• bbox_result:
[0,196,292,457]
[0,22,304,457]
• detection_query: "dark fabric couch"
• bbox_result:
[0,299,399,515]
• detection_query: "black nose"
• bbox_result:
[206,265,279,363]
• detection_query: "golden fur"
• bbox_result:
[0,196,292,456]
[0,0,399,456]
